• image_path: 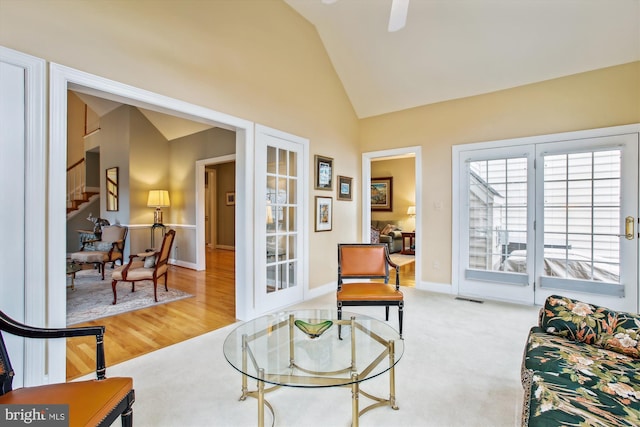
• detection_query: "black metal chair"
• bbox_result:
[0,310,135,426]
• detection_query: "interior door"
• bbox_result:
[458,145,536,304]
[534,134,639,312]
[255,127,307,313]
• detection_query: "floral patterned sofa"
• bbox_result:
[521,295,640,426]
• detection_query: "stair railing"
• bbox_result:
[67,158,85,209]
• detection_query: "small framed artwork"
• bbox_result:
[371,177,393,211]
[337,175,353,201]
[226,191,236,206]
[314,196,333,232]
[314,155,333,190]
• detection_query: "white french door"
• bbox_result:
[457,129,639,312]
[255,126,308,314]
[458,145,536,303]
[534,135,638,311]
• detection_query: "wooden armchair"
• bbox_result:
[0,310,134,426]
[337,243,404,338]
[71,225,128,280]
[111,229,176,305]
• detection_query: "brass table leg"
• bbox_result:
[258,368,265,427]
[240,334,248,400]
[351,372,359,427]
[389,340,399,410]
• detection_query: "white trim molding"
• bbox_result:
[0,46,47,387]
[49,63,256,381]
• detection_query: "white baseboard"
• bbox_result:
[169,259,197,270]
[417,281,453,294]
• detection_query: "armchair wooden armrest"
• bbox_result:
[0,310,135,426]
[0,312,107,381]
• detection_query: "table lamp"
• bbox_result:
[147,190,170,225]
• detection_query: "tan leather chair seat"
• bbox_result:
[0,378,133,427]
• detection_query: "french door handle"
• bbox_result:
[616,216,635,240]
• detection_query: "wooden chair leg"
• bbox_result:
[385,306,390,321]
[120,390,135,427]
[153,279,158,302]
[337,303,343,339]
[398,303,404,338]
[111,280,118,305]
[101,262,106,280]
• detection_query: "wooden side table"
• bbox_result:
[401,232,415,255]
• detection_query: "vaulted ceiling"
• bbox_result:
[284,0,640,118]
[75,1,639,140]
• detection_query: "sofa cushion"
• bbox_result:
[380,223,398,235]
[523,327,640,390]
[523,370,640,427]
[540,295,640,358]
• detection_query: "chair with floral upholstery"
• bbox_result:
[71,225,128,280]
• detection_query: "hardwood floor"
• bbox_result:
[66,248,416,380]
[66,247,237,380]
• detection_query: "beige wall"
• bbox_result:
[361,61,640,286]
[2,1,638,292]
[66,92,85,166]
[1,0,360,290]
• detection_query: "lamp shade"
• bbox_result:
[147,190,170,208]
[407,206,416,216]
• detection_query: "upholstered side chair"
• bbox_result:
[337,243,404,338]
[0,310,135,426]
[111,229,176,305]
[71,225,128,280]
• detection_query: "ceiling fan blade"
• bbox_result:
[388,0,409,32]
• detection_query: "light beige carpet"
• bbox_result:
[101,288,540,426]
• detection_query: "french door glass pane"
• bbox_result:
[468,157,528,271]
[266,145,299,294]
[542,150,621,283]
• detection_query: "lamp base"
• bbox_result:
[154,209,163,225]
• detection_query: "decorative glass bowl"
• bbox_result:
[294,319,333,339]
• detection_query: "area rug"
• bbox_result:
[389,253,415,267]
[67,268,193,325]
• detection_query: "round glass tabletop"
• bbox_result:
[223,309,404,388]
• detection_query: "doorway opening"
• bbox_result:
[362,146,422,288]
[50,64,254,383]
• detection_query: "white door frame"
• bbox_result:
[0,46,46,387]
[362,146,422,289]
[49,64,255,383]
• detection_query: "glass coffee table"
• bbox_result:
[223,309,404,427]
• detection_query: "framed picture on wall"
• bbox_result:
[314,155,333,190]
[371,177,393,211]
[337,175,353,201]
[226,191,235,206]
[314,196,333,232]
